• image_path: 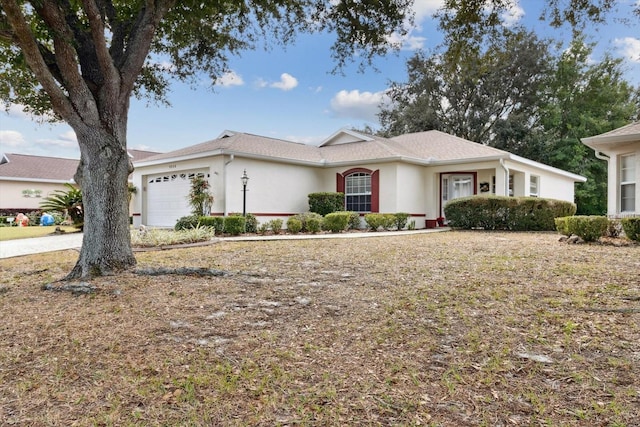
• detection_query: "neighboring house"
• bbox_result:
[132,129,586,228]
[582,121,640,217]
[0,150,160,213]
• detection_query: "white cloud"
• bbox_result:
[412,0,445,22]
[615,37,640,63]
[0,130,26,148]
[270,73,299,91]
[500,1,524,27]
[35,130,78,149]
[386,32,427,50]
[330,89,391,122]
[216,70,244,87]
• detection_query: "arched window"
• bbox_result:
[337,168,379,212]
[345,172,371,212]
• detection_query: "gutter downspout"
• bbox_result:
[223,154,234,216]
[499,158,510,196]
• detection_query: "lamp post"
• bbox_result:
[241,169,249,216]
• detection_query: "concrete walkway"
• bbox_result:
[0,228,449,259]
[0,232,84,259]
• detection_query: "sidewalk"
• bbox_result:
[0,228,449,259]
[0,232,84,259]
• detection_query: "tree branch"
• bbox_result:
[37,0,100,127]
[81,0,120,100]
[0,0,80,125]
[118,0,175,102]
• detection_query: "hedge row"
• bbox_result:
[175,214,248,236]
[444,196,576,231]
[555,216,640,242]
[364,213,410,231]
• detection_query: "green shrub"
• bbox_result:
[308,192,344,216]
[175,215,200,231]
[444,196,576,231]
[347,211,361,230]
[286,217,302,234]
[290,212,324,232]
[566,216,608,242]
[269,218,283,234]
[555,216,571,236]
[40,183,84,229]
[323,212,350,233]
[198,216,225,234]
[224,215,246,235]
[394,213,410,230]
[364,213,396,231]
[258,222,269,235]
[307,217,322,233]
[244,213,258,233]
[621,217,640,241]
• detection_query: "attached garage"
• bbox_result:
[144,169,209,227]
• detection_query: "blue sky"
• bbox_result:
[1,0,639,159]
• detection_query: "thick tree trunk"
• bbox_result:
[66,128,136,279]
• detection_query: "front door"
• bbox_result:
[441,173,475,216]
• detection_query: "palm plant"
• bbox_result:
[40,183,84,229]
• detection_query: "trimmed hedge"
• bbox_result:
[444,196,577,231]
[198,216,225,233]
[290,212,324,232]
[621,217,640,241]
[308,192,344,216]
[224,216,246,235]
[364,213,396,231]
[323,211,350,233]
[565,216,608,242]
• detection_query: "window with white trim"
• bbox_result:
[345,172,371,212]
[621,154,636,212]
[530,175,539,197]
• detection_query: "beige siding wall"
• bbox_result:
[605,142,640,215]
[0,180,75,211]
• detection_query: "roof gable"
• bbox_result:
[582,121,640,149]
[319,129,374,147]
[0,153,79,181]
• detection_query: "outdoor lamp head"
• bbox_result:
[241,169,249,186]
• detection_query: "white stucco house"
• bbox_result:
[582,121,639,217]
[131,129,586,228]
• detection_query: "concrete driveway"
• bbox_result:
[0,232,83,259]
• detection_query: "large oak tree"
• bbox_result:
[0,0,411,279]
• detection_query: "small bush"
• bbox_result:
[308,192,344,216]
[347,211,361,230]
[323,212,350,233]
[307,217,322,233]
[555,216,571,236]
[286,217,302,234]
[291,212,324,232]
[244,213,258,233]
[224,216,246,236]
[175,215,200,231]
[621,217,640,241]
[269,219,283,234]
[566,216,608,242]
[198,216,225,234]
[364,213,396,231]
[258,222,269,235]
[394,213,410,230]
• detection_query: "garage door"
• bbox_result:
[145,169,209,227]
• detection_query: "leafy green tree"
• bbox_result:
[0,0,411,279]
[380,27,552,145]
[537,39,639,214]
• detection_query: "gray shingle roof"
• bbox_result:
[1,150,161,181]
[137,129,510,166]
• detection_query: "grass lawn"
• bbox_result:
[0,231,638,426]
[0,225,79,241]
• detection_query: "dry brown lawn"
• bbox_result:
[0,231,638,426]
